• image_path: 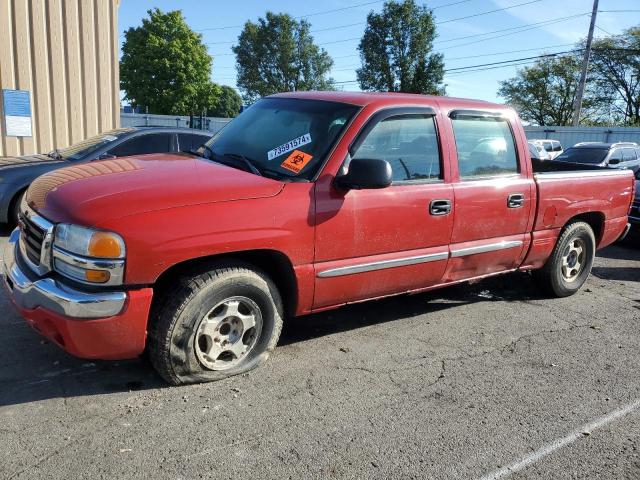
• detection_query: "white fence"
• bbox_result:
[524,126,640,147]
[120,113,231,134]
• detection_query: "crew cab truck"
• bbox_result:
[3,92,634,385]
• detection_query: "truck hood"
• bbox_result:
[26,153,285,226]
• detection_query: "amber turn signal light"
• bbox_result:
[88,232,123,258]
[85,269,111,283]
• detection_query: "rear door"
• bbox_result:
[444,110,534,282]
[313,107,454,309]
[622,148,639,171]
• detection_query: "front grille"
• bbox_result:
[20,213,45,265]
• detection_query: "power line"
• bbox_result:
[437,0,543,25]
[438,13,590,50]
[435,12,588,44]
[195,0,384,31]
[197,0,477,34]
[331,43,577,69]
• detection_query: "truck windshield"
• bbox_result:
[555,147,608,164]
[200,98,360,180]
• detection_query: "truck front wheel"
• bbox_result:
[534,221,596,297]
[148,263,283,385]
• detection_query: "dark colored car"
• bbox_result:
[0,127,212,224]
[554,142,640,173]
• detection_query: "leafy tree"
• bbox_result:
[233,12,334,103]
[209,85,243,118]
[497,55,600,126]
[121,8,217,115]
[588,27,640,126]
[357,0,445,94]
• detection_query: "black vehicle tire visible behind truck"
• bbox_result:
[147,262,283,386]
[533,221,596,297]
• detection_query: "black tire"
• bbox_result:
[9,189,26,226]
[147,262,283,385]
[533,221,596,297]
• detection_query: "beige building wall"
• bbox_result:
[0,0,120,157]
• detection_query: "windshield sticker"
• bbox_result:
[102,135,118,142]
[281,150,313,174]
[267,133,312,161]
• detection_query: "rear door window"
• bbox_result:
[623,148,638,161]
[178,133,209,152]
[109,134,172,157]
[451,116,519,178]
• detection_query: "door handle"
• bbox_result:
[430,199,452,216]
[507,193,525,208]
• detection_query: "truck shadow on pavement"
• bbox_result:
[592,243,640,283]
[0,244,634,407]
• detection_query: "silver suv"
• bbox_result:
[555,142,640,172]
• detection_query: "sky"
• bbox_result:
[118,0,640,104]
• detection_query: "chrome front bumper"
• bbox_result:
[3,229,127,319]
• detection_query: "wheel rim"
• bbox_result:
[561,238,587,282]
[194,296,262,371]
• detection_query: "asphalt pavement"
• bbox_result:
[1,232,639,479]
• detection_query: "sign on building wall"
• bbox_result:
[2,89,32,137]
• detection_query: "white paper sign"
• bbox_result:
[5,115,32,137]
[267,133,312,161]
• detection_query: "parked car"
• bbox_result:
[554,142,640,173]
[0,127,212,225]
[4,92,634,385]
[528,141,551,161]
[529,139,563,159]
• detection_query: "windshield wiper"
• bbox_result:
[222,153,262,177]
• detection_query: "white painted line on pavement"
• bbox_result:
[478,398,640,480]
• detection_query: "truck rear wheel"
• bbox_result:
[534,221,596,297]
[148,263,283,385]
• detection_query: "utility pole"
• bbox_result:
[572,0,599,126]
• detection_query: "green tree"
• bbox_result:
[357,0,445,94]
[121,8,217,115]
[498,55,599,126]
[588,26,640,126]
[209,85,243,118]
[233,12,334,103]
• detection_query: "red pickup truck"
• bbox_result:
[3,92,634,385]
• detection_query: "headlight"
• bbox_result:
[52,224,125,285]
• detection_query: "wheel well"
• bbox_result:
[8,187,27,223]
[565,212,605,244]
[152,250,298,318]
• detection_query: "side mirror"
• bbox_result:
[335,158,393,190]
[98,153,116,160]
[608,158,620,165]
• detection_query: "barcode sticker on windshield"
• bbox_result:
[267,133,312,161]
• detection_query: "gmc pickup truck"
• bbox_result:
[3,92,634,385]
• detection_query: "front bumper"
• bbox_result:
[3,229,153,359]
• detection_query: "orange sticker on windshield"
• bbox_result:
[281,150,313,174]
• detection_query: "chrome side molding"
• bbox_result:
[317,251,449,278]
[450,240,523,258]
[317,240,524,278]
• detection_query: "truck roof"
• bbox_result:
[270,90,508,111]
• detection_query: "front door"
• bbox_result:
[444,110,534,282]
[313,108,454,309]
